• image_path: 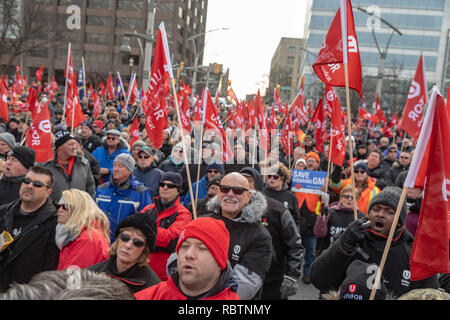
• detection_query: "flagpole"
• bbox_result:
[194,122,204,208]
[62,42,71,123]
[325,133,334,195]
[344,63,359,221]
[81,56,87,101]
[369,186,407,300]
[171,78,197,219]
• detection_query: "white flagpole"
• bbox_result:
[62,42,71,123]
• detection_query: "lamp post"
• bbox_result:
[129,57,134,78]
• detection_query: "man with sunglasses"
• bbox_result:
[0,166,59,291]
[386,151,412,186]
[205,172,272,300]
[92,129,130,184]
[183,162,224,207]
[140,172,192,281]
[132,146,163,200]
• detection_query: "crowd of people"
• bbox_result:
[0,89,449,302]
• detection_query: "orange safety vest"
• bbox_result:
[296,192,322,215]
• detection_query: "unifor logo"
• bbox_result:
[348,284,357,293]
[233,244,241,255]
[403,270,411,280]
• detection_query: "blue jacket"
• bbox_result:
[132,165,163,200]
[92,142,130,183]
[183,175,208,207]
[95,176,152,242]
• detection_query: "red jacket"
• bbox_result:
[57,226,109,270]
[134,276,240,300]
[140,196,192,280]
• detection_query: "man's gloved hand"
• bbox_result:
[280,275,298,299]
[340,219,371,255]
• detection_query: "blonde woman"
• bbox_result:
[56,189,110,270]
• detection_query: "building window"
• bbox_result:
[59,0,82,6]
[117,0,145,11]
[178,7,183,19]
[86,33,112,45]
[186,15,190,26]
[88,0,114,9]
[85,51,113,63]
[288,46,296,55]
[287,57,295,65]
[116,17,143,29]
[87,16,112,27]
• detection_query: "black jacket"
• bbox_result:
[0,199,59,291]
[0,175,24,206]
[82,134,102,154]
[310,220,439,298]
[263,184,301,232]
[88,255,160,294]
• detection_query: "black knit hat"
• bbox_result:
[81,121,95,133]
[368,186,407,225]
[160,172,183,191]
[8,146,35,169]
[54,130,76,149]
[339,260,387,300]
[115,213,157,251]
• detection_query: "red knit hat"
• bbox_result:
[306,151,321,165]
[93,120,104,130]
[176,217,230,271]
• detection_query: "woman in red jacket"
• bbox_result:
[56,189,110,270]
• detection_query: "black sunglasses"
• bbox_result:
[355,170,366,174]
[219,185,248,195]
[119,233,145,248]
[159,182,178,189]
[22,177,49,188]
[56,203,71,211]
[208,170,220,174]
[341,194,354,200]
[138,155,151,160]
[268,174,280,180]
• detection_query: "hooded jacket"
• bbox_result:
[134,262,239,300]
[310,219,439,298]
[0,199,59,291]
[206,189,272,300]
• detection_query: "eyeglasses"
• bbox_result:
[268,174,280,180]
[399,156,410,159]
[106,136,117,141]
[341,194,354,200]
[22,177,49,188]
[219,185,248,195]
[355,170,366,174]
[388,150,397,153]
[138,155,151,160]
[119,233,145,248]
[56,203,70,211]
[159,182,178,189]
[208,170,220,174]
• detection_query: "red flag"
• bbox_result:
[374,92,386,126]
[330,102,346,166]
[274,88,283,111]
[92,90,101,119]
[202,88,232,162]
[66,72,85,129]
[128,75,139,106]
[406,86,450,281]
[26,100,53,163]
[36,65,44,83]
[269,105,277,130]
[180,95,191,133]
[193,95,202,123]
[226,87,239,105]
[0,83,9,122]
[359,107,373,121]
[312,0,362,97]
[142,22,173,150]
[255,89,266,129]
[281,107,294,156]
[247,100,256,128]
[291,91,308,127]
[399,55,428,140]
[313,98,327,152]
[129,115,140,147]
[106,73,114,100]
[324,84,340,119]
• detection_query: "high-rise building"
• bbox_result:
[1,0,208,87]
[303,0,450,113]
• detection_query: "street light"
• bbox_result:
[356,6,402,97]
[187,27,230,97]
[129,57,134,78]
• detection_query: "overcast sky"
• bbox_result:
[202,0,308,100]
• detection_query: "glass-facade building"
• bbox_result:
[301,0,450,113]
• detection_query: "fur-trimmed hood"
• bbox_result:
[206,190,267,224]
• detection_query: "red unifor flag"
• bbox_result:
[128,74,140,106]
[359,107,373,121]
[141,22,172,150]
[92,90,101,119]
[106,73,114,100]
[0,83,9,122]
[269,104,277,130]
[274,88,283,112]
[180,94,191,134]
[45,76,58,99]
[255,89,266,129]
[399,55,428,140]
[375,92,387,126]
[324,84,339,119]
[129,115,140,147]
[281,107,294,156]
[226,87,239,105]
[405,86,450,281]
[291,91,308,127]
[202,87,232,162]
[313,0,363,98]
[26,99,53,163]
[66,71,85,129]
[193,94,202,123]
[36,65,44,83]
[247,100,256,129]
[330,102,346,166]
[98,81,106,98]
[313,98,327,152]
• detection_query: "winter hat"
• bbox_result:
[295,158,306,168]
[132,140,146,150]
[106,129,121,137]
[113,153,135,172]
[54,130,76,149]
[176,217,230,271]
[138,146,155,156]
[160,172,183,190]
[206,162,225,175]
[368,186,407,225]
[354,160,369,173]
[93,120,104,130]
[115,213,157,251]
[305,151,320,165]
[8,146,35,169]
[339,260,387,300]
[0,132,16,149]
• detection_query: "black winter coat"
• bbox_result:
[0,199,59,291]
[0,175,24,206]
[263,184,301,231]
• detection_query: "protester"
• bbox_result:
[310,187,439,298]
[92,129,130,184]
[95,153,151,241]
[205,172,272,299]
[0,166,59,291]
[55,189,110,270]
[380,144,398,171]
[89,212,160,294]
[0,146,35,206]
[140,172,192,281]
[183,162,224,207]
[42,130,96,202]
[186,176,222,218]
[366,150,388,189]
[132,146,163,200]
[80,121,102,153]
[135,217,240,300]
[0,132,16,160]
[387,151,411,186]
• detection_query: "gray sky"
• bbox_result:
[203,0,308,100]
